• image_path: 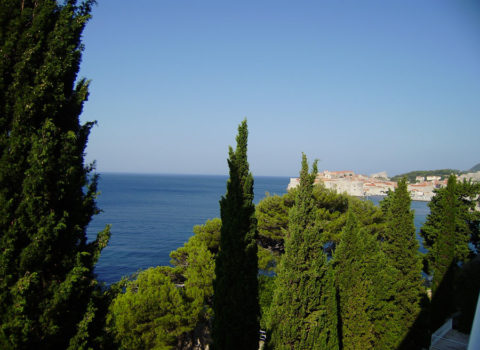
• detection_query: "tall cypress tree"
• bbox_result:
[431,176,457,291]
[428,175,457,330]
[269,154,338,350]
[381,178,424,349]
[421,176,480,331]
[213,119,259,350]
[0,1,110,348]
[335,211,397,350]
[421,176,480,269]
[335,212,374,350]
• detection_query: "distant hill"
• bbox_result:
[391,169,460,183]
[469,163,480,172]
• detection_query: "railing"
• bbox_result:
[468,291,480,350]
[430,318,453,349]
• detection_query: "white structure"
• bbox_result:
[287,170,447,201]
[287,171,396,198]
[287,177,300,190]
[458,171,480,183]
[468,292,480,350]
[370,171,389,180]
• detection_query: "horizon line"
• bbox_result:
[92,171,296,178]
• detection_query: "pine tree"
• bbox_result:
[381,178,424,349]
[0,1,110,348]
[269,154,338,350]
[213,120,259,350]
[107,268,192,350]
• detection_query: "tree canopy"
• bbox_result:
[213,120,259,350]
[107,268,192,349]
[269,155,338,350]
[381,178,424,349]
[0,1,110,348]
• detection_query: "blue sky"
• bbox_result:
[79,0,480,177]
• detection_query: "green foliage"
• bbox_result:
[431,176,457,292]
[256,192,293,263]
[335,212,398,350]
[256,180,384,258]
[319,194,384,246]
[257,246,277,272]
[390,169,460,182]
[421,178,480,268]
[107,268,192,350]
[381,178,424,349]
[0,1,110,348]
[269,154,338,350]
[335,213,374,349]
[184,241,215,323]
[311,184,349,245]
[421,176,480,331]
[256,193,289,241]
[80,278,130,350]
[170,220,218,321]
[107,218,219,349]
[213,120,259,350]
[424,176,458,330]
[258,275,276,331]
[192,217,222,254]
[312,184,349,214]
[170,218,220,273]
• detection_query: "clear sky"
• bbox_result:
[79,0,480,177]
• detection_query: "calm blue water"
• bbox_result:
[87,173,290,285]
[87,174,430,285]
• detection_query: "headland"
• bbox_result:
[287,170,480,201]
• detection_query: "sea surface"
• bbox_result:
[87,173,290,285]
[87,174,430,285]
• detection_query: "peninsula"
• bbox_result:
[287,170,480,201]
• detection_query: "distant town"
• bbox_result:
[288,170,480,201]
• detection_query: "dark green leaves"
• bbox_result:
[213,120,259,350]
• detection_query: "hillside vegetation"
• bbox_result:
[469,163,480,172]
[392,163,480,183]
[391,169,460,182]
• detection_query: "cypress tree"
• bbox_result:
[335,213,372,349]
[269,154,338,350]
[431,176,457,292]
[0,1,110,348]
[335,211,397,350]
[381,178,424,349]
[429,175,457,330]
[421,176,480,331]
[421,176,480,269]
[213,120,259,350]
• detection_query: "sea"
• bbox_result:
[86,173,430,285]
